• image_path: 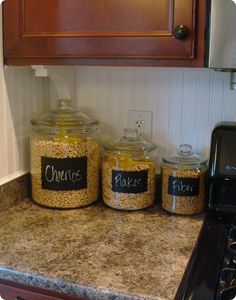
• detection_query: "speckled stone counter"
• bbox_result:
[0,196,203,300]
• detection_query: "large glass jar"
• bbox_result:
[161,144,207,215]
[30,98,101,209]
[102,129,157,210]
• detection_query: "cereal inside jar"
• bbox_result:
[161,144,207,215]
[30,98,101,209]
[102,129,157,210]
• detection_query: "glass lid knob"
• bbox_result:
[123,128,139,139]
[56,98,73,110]
[177,144,193,156]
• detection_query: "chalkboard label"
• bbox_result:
[112,170,148,194]
[168,176,199,196]
[41,156,87,191]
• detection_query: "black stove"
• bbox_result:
[216,220,236,300]
[175,122,236,300]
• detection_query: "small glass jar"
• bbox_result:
[30,98,101,209]
[161,144,207,215]
[102,129,157,210]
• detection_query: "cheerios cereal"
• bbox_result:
[31,136,100,208]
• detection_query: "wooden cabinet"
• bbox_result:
[0,279,87,300]
[3,0,207,67]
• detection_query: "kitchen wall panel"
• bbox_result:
[75,67,236,162]
[0,66,50,184]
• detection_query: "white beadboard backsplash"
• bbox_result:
[0,66,50,184]
[1,64,236,184]
[75,66,236,162]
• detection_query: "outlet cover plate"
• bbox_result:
[127,110,153,140]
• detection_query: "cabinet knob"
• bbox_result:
[174,25,189,40]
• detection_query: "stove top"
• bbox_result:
[216,220,236,300]
[175,212,231,300]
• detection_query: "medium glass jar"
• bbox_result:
[30,98,101,209]
[161,144,207,215]
[102,129,157,210]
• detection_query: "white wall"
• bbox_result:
[2,65,236,184]
[75,66,236,161]
[0,10,50,185]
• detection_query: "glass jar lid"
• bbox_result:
[163,144,207,166]
[31,98,98,130]
[103,128,157,155]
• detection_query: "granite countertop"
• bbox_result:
[0,196,203,300]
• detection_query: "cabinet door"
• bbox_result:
[0,279,86,300]
[3,0,207,66]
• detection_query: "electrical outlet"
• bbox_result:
[127,110,153,140]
